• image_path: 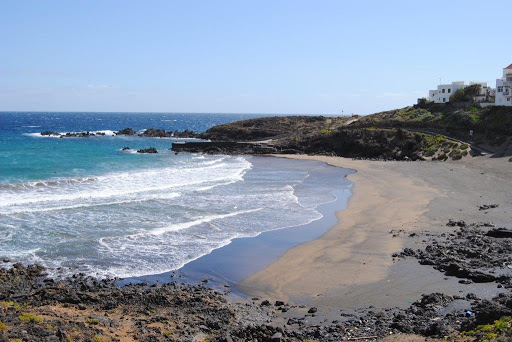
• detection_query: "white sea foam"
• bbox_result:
[0,158,250,212]
[4,193,181,214]
[23,132,60,138]
[24,129,117,138]
[129,208,263,238]
[1,154,351,279]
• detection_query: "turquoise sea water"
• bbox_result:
[0,112,263,183]
[0,112,352,278]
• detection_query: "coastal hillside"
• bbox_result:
[182,105,512,160]
[200,116,350,141]
[352,103,512,147]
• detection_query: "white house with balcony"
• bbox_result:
[428,81,496,104]
[471,82,496,103]
[496,64,512,106]
[429,81,466,103]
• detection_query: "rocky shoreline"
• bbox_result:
[396,221,512,287]
[39,128,199,139]
[1,255,511,341]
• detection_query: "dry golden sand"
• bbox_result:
[238,155,512,313]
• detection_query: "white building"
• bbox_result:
[428,81,496,104]
[495,64,512,106]
[429,81,466,103]
[470,82,495,103]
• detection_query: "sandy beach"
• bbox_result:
[239,155,512,316]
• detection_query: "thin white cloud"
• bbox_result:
[87,84,115,89]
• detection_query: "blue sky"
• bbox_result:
[1,1,511,115]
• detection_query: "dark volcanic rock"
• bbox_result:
[40,131,60,136]
[172,129,197,138]
[116,128,137,135]
[135,128,199,138]
[62,131,96,138]
[486,228,512,238]
[446,219,466,227]
[139,128,170,138]
[199,117,428,160]
[137,147,158,154]
[398,223,512,286]
[2,264,511,341]
[479,204,499,211]
[0,264,273,342]
[281,127,426,161]
[172,142,277,155]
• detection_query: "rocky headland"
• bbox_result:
[173,104,512,160]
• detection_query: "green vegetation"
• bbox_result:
[18,313,43,323]
[354,104,512,141]
[1,301,14,308]
[0,321,7,332]
[450,84,482,103]
[466,316,512,341]
[163,329,174,337]
[436,153,448,161]
[450,149,463,160]
[420,134,465,159]
[201,115,350,142]
[86,318,99,325]
[92,335,107,342]
[10,339,22,342]
[196,104,511,161]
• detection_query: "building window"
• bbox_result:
[498,87,503,92]
[448,89,451,93]
[443,98,446,102]
[442,89,445,93]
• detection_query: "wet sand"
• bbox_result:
[239,155,512,315]
[120,157,354,295]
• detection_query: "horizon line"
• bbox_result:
[0,110,347,116]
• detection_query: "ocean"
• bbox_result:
[0,112,352,279]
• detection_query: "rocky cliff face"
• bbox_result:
[278,128,425,160]
[200,116,348,142]
[189,116,429,160]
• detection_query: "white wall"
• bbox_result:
[429,82,466,103]
[495,68,512,106]
[496,78,512,106]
